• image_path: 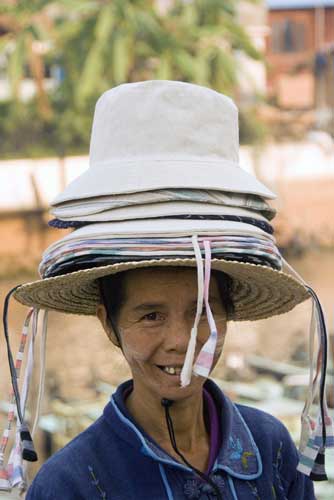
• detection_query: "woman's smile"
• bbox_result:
[98,267,227,403]
[157,365,182,376]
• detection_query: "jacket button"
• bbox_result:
[202,483,213,494]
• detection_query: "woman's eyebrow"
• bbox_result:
[132,296,222,312]
[132,302,166,312]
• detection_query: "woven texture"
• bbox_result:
[14,258,309,321]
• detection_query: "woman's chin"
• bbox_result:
[153,375,205,402]
[132,365,206,402]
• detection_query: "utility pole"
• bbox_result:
[314,1,327,129]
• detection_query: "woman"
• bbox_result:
[2,81,330,498]
[26,267,315,499]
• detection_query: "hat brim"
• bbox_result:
[13,258,309,321]
[52,160,276,205]
[51,202,269,223]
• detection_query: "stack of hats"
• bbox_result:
[1,82,332,492]
[36,81,293,324]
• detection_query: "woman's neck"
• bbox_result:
[125,383,210,469]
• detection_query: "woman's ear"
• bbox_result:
[96,304,120,347]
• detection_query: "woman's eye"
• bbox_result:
[142,312,161,321]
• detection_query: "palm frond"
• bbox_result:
[155,52,172,80]
[111,33,132,84]
[76,4,115,103]
[7,34,25,98]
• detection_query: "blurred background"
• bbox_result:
[0,0,333,497]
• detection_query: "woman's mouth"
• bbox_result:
[157,365,182,376]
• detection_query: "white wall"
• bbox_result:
[0,140,333,210]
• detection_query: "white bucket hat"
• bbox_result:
[52,80,275,204]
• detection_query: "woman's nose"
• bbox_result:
[163,318,192,353]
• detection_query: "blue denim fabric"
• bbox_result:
[26,379,315,499]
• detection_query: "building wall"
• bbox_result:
[267,9,314,90]
[324,7,334,42]
[266,7,334,110]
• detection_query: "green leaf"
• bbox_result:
[55,0,99,15]
[221,15,261,60]
[211,49,236,92]
[193,49,210,86]
[155,53,172,80]
[174,50,197,80]
[76,4,115,103]
[94,4,114,42]
[111,34,131,84]
[182,3,198,27]
[7,34,25,98]
[76,43,103,103]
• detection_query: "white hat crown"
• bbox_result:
[90,80,239,165]
[53,81,274,204]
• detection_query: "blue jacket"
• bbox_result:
[27,379,315,499]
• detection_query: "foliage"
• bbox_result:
[55,0,261,103]
[239,107,267,145]
[0,98,91,158]
[0,0,58,117]
[0,0,264,157]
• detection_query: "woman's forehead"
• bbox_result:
[124,267,197,294]
[125,266,198,282]
[121,267,219,303]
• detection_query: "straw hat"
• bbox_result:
[14,257,308,321]
[14,220,308,321]
[13,81,309,319]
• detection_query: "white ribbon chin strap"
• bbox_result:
[180,236,218,386]
[193,240,218,378]
[283,257,334,481]
[180,235,204,387]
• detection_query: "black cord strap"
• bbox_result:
[161,399,223,499]
[3,285,38,462]
[306,286,328,448]
[3,285,24,424]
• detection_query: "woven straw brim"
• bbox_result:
[13,258,309,321]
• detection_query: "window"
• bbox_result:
[272,20,306,53]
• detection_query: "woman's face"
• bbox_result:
[98,267,227,402]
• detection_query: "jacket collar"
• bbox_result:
[104,379,262,480]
